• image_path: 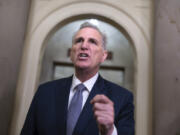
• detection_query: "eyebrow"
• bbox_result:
[89,38,98,44]
[74,37,84,43]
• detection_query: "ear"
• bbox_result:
[101,50,108,63]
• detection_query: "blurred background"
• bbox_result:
[0,0,180,135]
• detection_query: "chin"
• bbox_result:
[75,64,90,70]
[75,62,90,68]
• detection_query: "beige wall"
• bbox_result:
[154,0,180,134]
[0,0,30,135]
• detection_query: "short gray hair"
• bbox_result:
[72,22,107,49]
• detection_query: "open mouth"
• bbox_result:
[79,53,89,58]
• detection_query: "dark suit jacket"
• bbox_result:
[21,75,134,135]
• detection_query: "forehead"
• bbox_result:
[74,27,102,40]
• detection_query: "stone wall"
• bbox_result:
[154,0,180,135]
[0,0,30,135]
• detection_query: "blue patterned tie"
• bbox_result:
[66,83,86,135]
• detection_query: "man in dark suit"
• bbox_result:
[21,22,134,135]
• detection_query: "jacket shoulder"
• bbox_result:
[35,76,72,95]
[39,76,71,88]
[103,78,133,97]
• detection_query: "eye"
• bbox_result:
[74,37,84,44]
[89,38,98,45]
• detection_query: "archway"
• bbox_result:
[10,2,152,135]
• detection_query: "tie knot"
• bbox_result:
[75,83,86,92]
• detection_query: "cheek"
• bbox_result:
[95,50,106,62]
[94,49,103,57]
[70,47,79,61]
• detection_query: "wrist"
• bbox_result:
[99,124,114,135]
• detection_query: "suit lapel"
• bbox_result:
[73,75,108,135]
[55,76,72,135]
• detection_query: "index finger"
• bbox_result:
[90,94,113,105]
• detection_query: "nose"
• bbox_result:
[81,41,88,50]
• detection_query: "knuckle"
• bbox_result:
[94,103,99,108]
[94,111,99,116]
[109,100,114,105]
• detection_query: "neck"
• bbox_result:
[75,68,98,82]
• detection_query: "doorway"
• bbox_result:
[40,17,135,93]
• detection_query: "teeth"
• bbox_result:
[80,53,88,57]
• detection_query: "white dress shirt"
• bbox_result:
[68,73,117,135]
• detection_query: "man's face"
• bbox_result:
[70,27,107,73]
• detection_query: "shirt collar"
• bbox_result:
[71,72,99,92]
